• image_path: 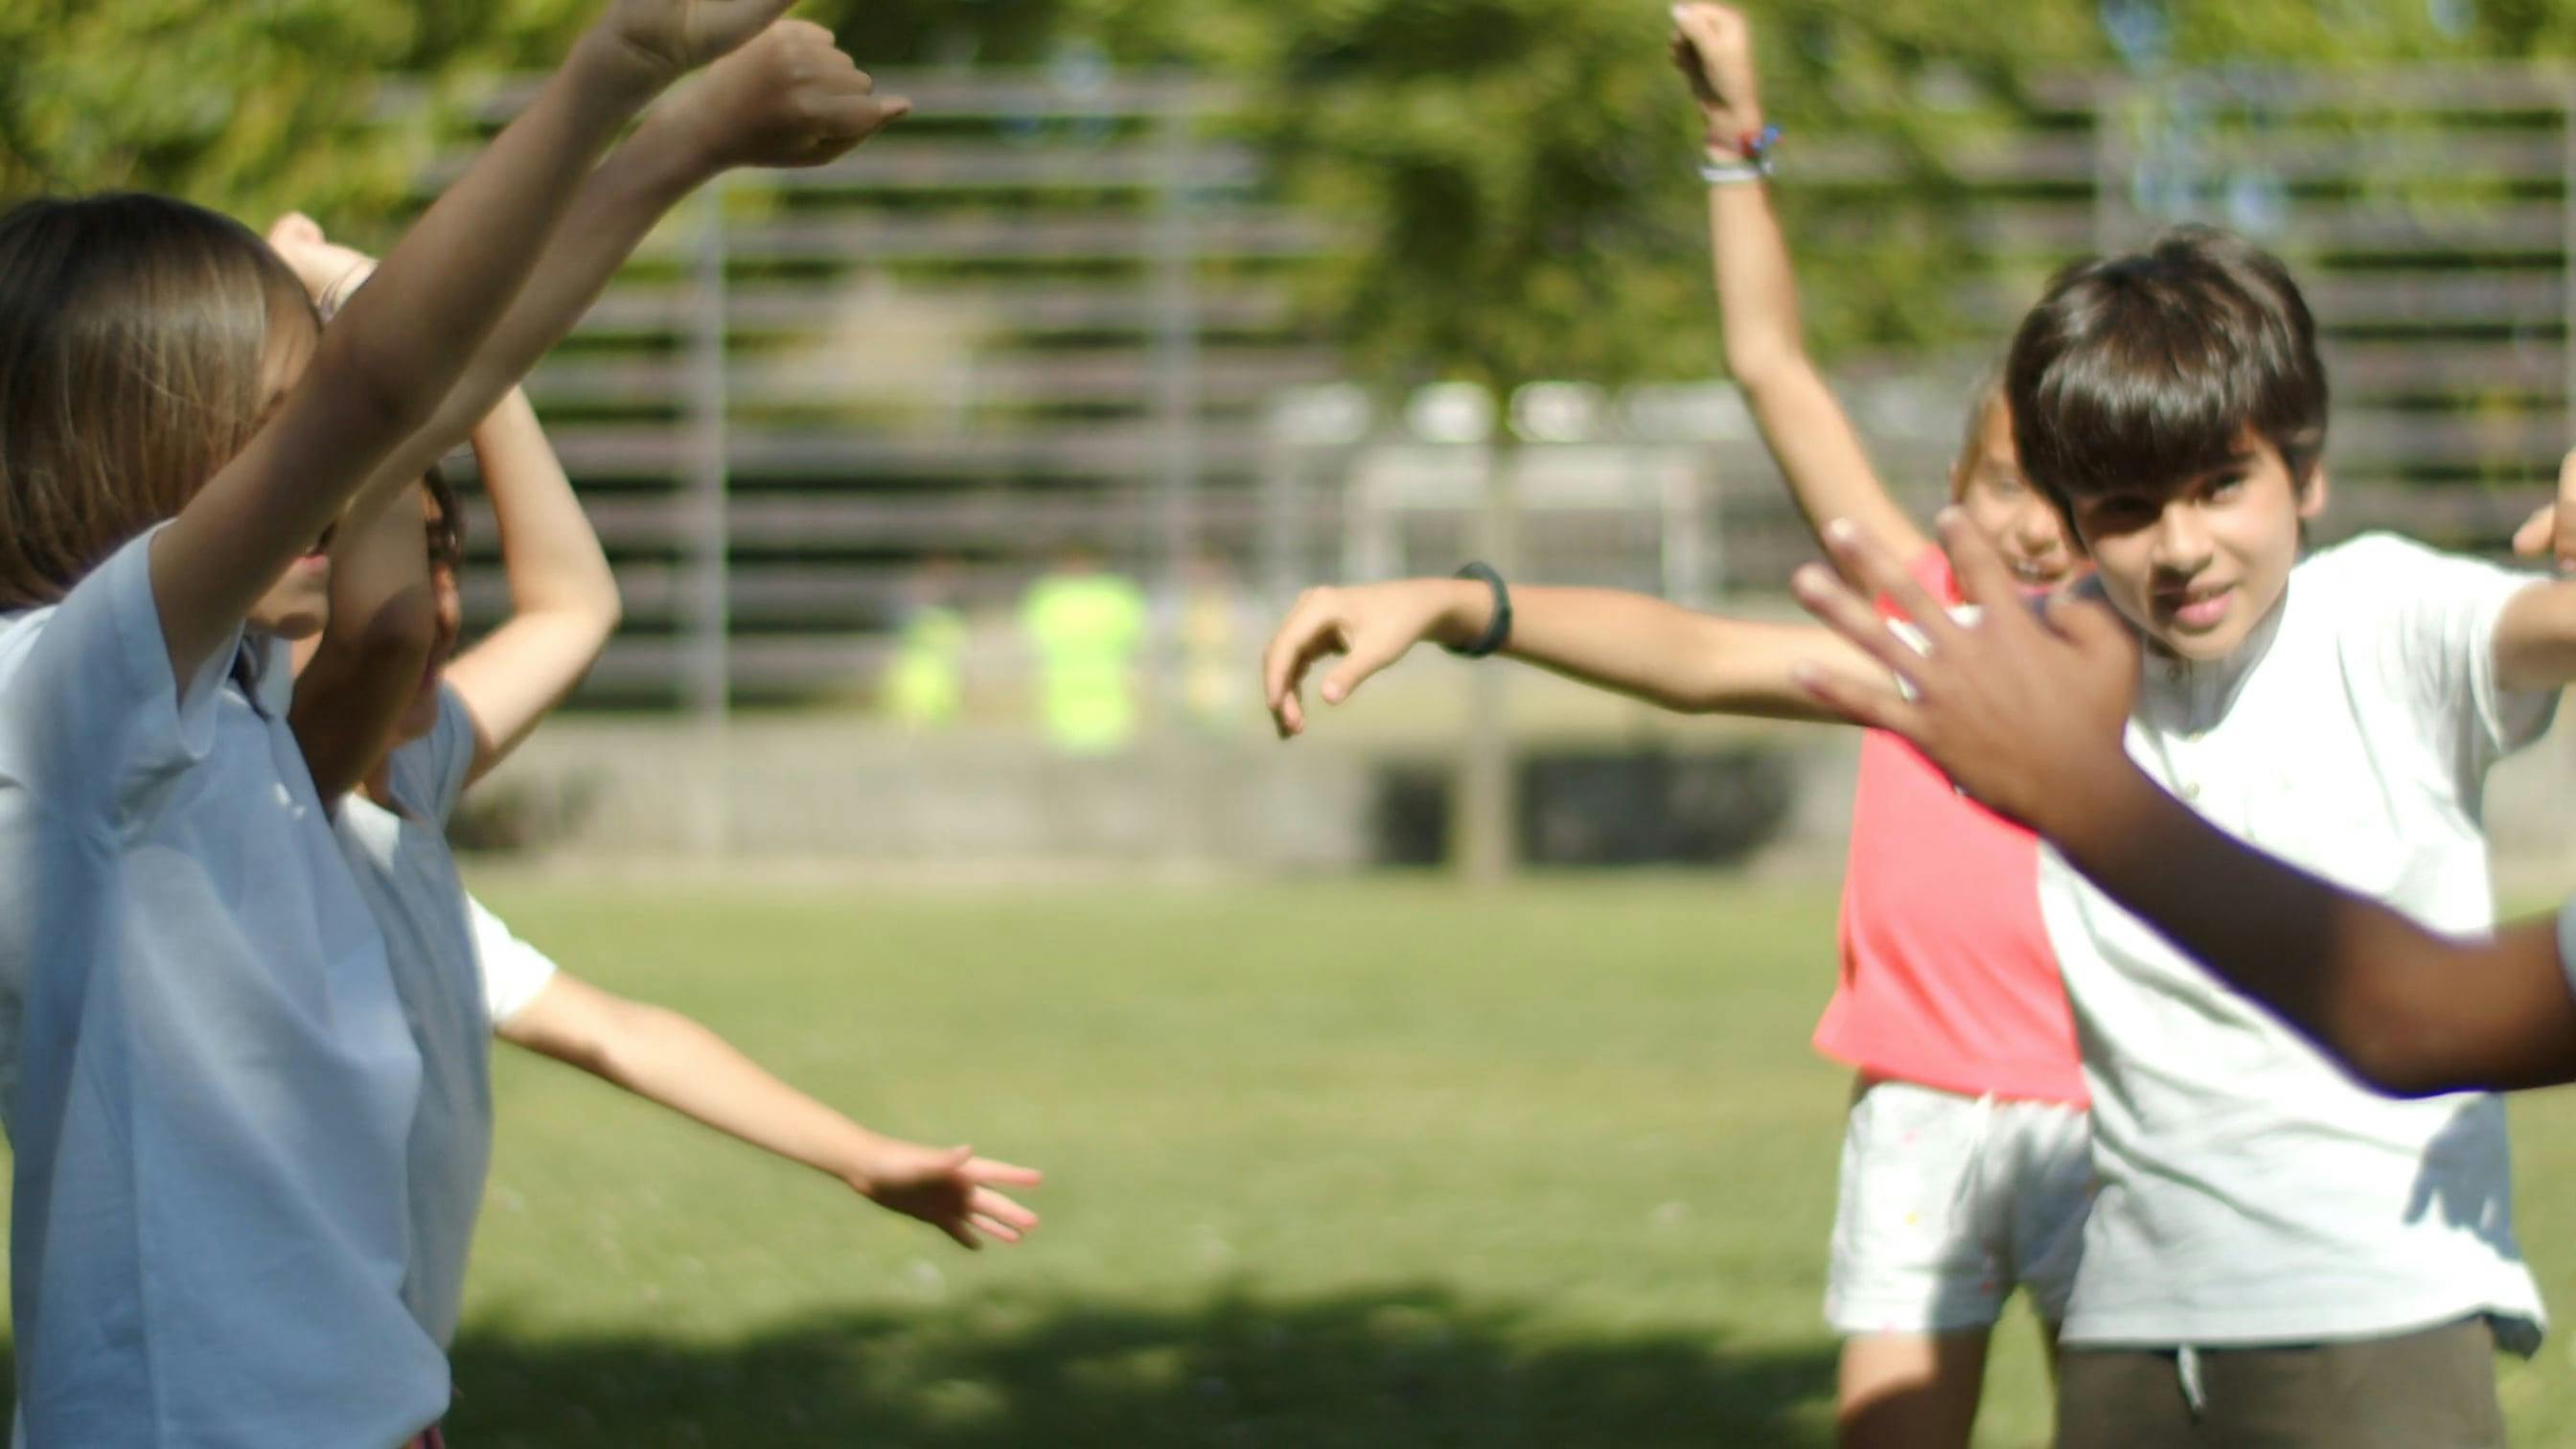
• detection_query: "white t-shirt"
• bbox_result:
[2048,532,2554,1350]
[0,530,448,1445]
[334,685,493,1350]
[472,893,560,1028]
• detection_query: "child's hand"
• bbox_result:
[264,214,378,313]
[1670,4,1763,138]
[1261,578,1489,739]
[646,19,910,172]
[598,0,801,86]
[2510,447,2576,573]
[1787,511,2139,836]
[849,1141,1043,1251]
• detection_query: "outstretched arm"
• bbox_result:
[1670,3,1925,576]
[1792,512,2576,1096]
[496,969,1042,1249]
[1260,574,1881,736]
[150,0,794,683]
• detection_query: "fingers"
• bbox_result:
[1317,632,1402,707]
[1262,595,1341,737]
[968,1187,1040,1230]
[1787,562,1934,694]
[2042,590,2129,656]
[961,1156,1044,1187]
[2558,448,2576,571]
[1819,518,1968,652]
[2514,501,2553,559]
[1790,656,1922,737]
[967,1212,1024,1245]
[266,212,323,247]
[1931,509,2027,621]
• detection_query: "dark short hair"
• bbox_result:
[2005,225,2327,524]
[421,463,464,573]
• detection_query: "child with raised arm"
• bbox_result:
[275,194,1036,1351]
[1770,227,2576,1446]
[1260,224,2575,1449]
[1672,8,2088,1443]
[0,4,879,1440]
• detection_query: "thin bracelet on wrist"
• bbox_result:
[1444,562,1513,658]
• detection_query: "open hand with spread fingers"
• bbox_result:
[1787,510,2139,836]
[851,1141,1044,1252]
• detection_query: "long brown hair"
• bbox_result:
[0,193,319,610]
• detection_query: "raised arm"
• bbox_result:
[492,962,1042,1250]
[1670,4,1925,575]
[2496,448,2576,690]
[1260,574,1882,737]
[349,20,908,512]
[1793,511,2576,1096]
[436,389,619,785]
[150,0,794,682]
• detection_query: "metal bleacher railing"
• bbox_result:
[409,63,2576,713]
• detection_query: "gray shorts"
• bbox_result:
[2054,1317,2506,1449]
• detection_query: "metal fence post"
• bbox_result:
[1150,88,1203,724]
[684,176,731,856]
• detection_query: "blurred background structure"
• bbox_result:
[12,0,2576,870]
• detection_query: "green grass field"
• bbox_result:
[12,873,2576,1445]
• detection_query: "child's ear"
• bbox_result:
[2296,465,2332,521]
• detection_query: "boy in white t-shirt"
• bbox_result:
[1783,225,2576,1446]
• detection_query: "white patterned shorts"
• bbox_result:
[1825,1077,2095,1336]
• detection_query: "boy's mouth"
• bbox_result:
[2156,582,2235,632]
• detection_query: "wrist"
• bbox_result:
[1701,109,1767,158]
[571,25,682,113]
[2041,756,2159,854]
[1426,578,1494,652]
[625,104,731,196]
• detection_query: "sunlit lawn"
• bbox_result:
[13,873,2576,1445]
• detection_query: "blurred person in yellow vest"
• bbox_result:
[884,557,968,730]
[1021,545,1147,753]
[1179,550,1248,732]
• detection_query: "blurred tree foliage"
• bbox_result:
[3,0,2566,386]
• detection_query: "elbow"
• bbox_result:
[320,326,446,448]
[1721,339,1804,397]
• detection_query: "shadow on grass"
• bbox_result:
[439,1282,1840,1448]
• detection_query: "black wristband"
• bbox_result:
[1444,562,1512,658]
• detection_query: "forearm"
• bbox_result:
[1706,195,1920,569]
[2044,764,2576,1094]
[361,108,714,499]
[334,35,663,453]
[571,1001,894,1185]
[1498,584,1851,720]
[476,388,620,625]
[1709,181,1808,388]
[288,474,435,800]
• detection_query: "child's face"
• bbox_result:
[2062,430,2324,661]
[1951,401,2076,589]
[243,322,333,639]
[392,486,464,745]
